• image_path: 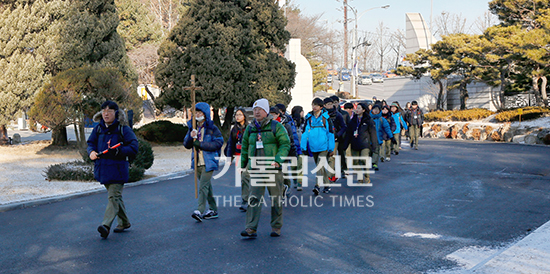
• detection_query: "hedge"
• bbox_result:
[424,108,495,122]
[494,107,550,122]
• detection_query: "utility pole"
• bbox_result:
[343,0,348,69]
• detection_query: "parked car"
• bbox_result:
[370,73,384,83]
[340,72,350,81]
[327,75,332,83]
[359,75,373,85]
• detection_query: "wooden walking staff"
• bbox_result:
[184,75,203,199]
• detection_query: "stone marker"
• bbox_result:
[12,133,21,144]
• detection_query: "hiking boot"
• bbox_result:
[364,178,372,186]
[395,151,399,155]
[415,146,419,150]
[297,185,303,191]
[97,225,110,239]
[312,185,320,196]
[410,142,414,148]
[113,223,131,233]
[203,209,218,220]
[373,164,379,171]
[241,228,257,238]
[385,157,391,162]
[191,210,203,222]
[270,228,281,237]
[380,157,385,162]
[322,187,331,193]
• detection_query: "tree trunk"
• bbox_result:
[532,76,542,106]
[51,126,68,146]
[212,108,221,130]
[0,125,8,145]
[541,76,548,107]
[460,81,469,110]
[436,79,444,110]
[222,107,235,132]
[73,121,80,145]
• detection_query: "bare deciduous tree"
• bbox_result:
[473,11,498,34]
[434,11,469,37]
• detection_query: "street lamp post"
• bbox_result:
[342,3,389,98]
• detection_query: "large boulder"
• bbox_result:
[512,134,526,143]
[536,129,550,145]
[524,134,537,145]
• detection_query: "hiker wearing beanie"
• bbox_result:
[380,106,397,162]
[407,101,423,150]
[330,95,350,176]
[274,103,303,192]
[370,104,394,171]
[390,102,408,154]
[240,98,290,238]
[88,100,139,239]
[324,97,346,185]
[301,98,335,195]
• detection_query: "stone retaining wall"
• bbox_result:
[422,122,550,145]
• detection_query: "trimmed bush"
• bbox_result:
[494,107,550,122]
[45,161,94,181]
[135,120,188,143]
[424,108,495,122]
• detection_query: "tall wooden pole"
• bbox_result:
[184,75,203,199]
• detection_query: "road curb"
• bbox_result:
[0,169,194,213]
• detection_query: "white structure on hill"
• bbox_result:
[405,13,436,55]
[285,38,313,113]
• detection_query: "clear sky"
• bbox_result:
[292,0,493,35]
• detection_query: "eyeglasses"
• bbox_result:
[103,109,116,114]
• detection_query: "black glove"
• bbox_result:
[391,138,397,145]
[193,140,201,150]
[103,147,120,157]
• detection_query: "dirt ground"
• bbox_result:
[0,141,191,205]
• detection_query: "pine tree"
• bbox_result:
[0,0,65,143]
[154,0,296,130]
[115,0,163,51]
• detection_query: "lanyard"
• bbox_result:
[254,120,262,141]
[196,123,205,141]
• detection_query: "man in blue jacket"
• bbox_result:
[301,98,335,195]
[370,105,395,171]
[184,102,224,222]
[88,101,139,239]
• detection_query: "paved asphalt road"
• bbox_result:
[1,139,550,273]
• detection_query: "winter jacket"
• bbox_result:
[87,110,139,184]
[408,107,424,126]
[344,114,378,151]
[279,112,302,155]
[183,102,224,172]
[327,107,347,143]
[225,122,248,157]
[381,111,396,141]
[301,109,335,154]
[371,111,394,144]
[391,112,408,134]
[240,115,291,169]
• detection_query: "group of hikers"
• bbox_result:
[87,96,424,239]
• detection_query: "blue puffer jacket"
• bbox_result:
[87,111,139,184]
[183,102,224,172]
[370,111,393,144]
[301,109,335,153]
[391,112,408,134]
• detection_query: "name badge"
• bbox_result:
[256,141,264,149]
[354,130,358,138]
[414,115,418,119]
